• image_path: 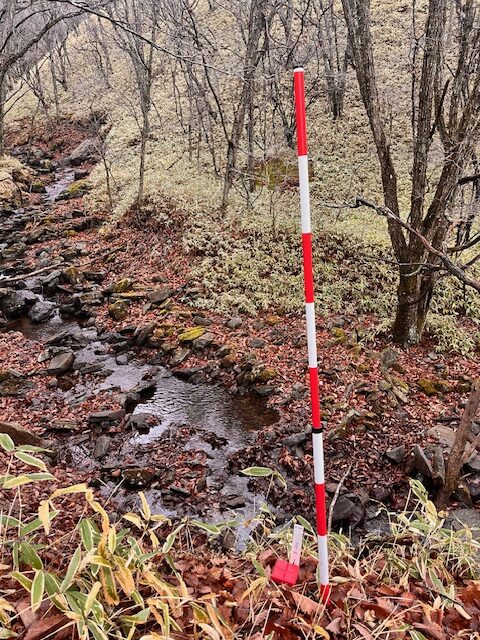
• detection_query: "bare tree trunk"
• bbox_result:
[436,380,480,509]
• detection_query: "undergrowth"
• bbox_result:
[1,437,479,639]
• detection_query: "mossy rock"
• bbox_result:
[112,278,132,294]
[331,327,348,344]
[417,377,453,396]
[108,300,129,321]
[417,378,439,396]
[256,367,278,382]
[62,266,81,284]
[178,327,205,342]
[390,375,409,392]
[57,179,90,201]
[31,181,46,194]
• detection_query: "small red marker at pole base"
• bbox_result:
[272,524,303,586]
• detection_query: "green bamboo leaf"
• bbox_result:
[0,434,14,452]
[162,524,184,553]
[31,570,44,613]
[295,515,314,534]
[60,545,82,592]
[20,542,43,570]
[191,520,222,535]
[0,629,18,638]
[241,466,273,477]
[10,572,32,592]
[3,473,55,489]
[0,515,21,529]
[86,620,108,640]
[14,451,47,471]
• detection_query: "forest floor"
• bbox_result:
[1,119,479,639]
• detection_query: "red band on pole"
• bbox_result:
[309,368,321,428]
[294,70,308,156]
[315,484,328,536]
[302,234,315,303]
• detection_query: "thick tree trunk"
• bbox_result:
[392,270,435,345]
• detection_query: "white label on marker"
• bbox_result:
[289,524,304,566]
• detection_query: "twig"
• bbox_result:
[328,463,353,532]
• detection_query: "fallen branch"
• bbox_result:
[0,262,64,284]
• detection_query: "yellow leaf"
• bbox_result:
[38,501,51,535]
[85,581,101,616]
[240,576,267,602]
[139,492,151,521]
[50,483,88,499]
[123,513,144,529]
[314,627,330,639]
[114,556,135,596]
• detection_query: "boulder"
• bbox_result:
[192,332,214,350]
[88,409,125,424]
[0,289,36,318]
[0,421,43,447]
[148,288,174,305]
[28,299,56,323]
[108,300,129,321]
[69,138,99,166]
[48,351,75,374]
[413,444,433,479]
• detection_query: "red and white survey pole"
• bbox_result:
[294,66,330,603]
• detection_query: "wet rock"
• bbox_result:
[56,179,89,201]
[226,317,242,329]
[28,299,55,323]
[69,138,99,166]
[445,509,480,539]
[0,289,36,318]
[127,413,155,433]
[0,421,43,447]
[332,496,356,522]
[385,444,406,464]
[123,468,156,488]
[192,332,214,350]
[148,288,174,305]
[254,385,278,397]
[93,435,111,458]
[48,351,75,374]
[173,366,204,381]
[122,392,140,413]
[412,444,433,479]
[281,429,309,447]
[178,327,205,343]
[193,315,212,327]
[88,409,125,424]
[108,300,129,321]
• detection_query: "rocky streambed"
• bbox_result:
[1,129,480,541]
